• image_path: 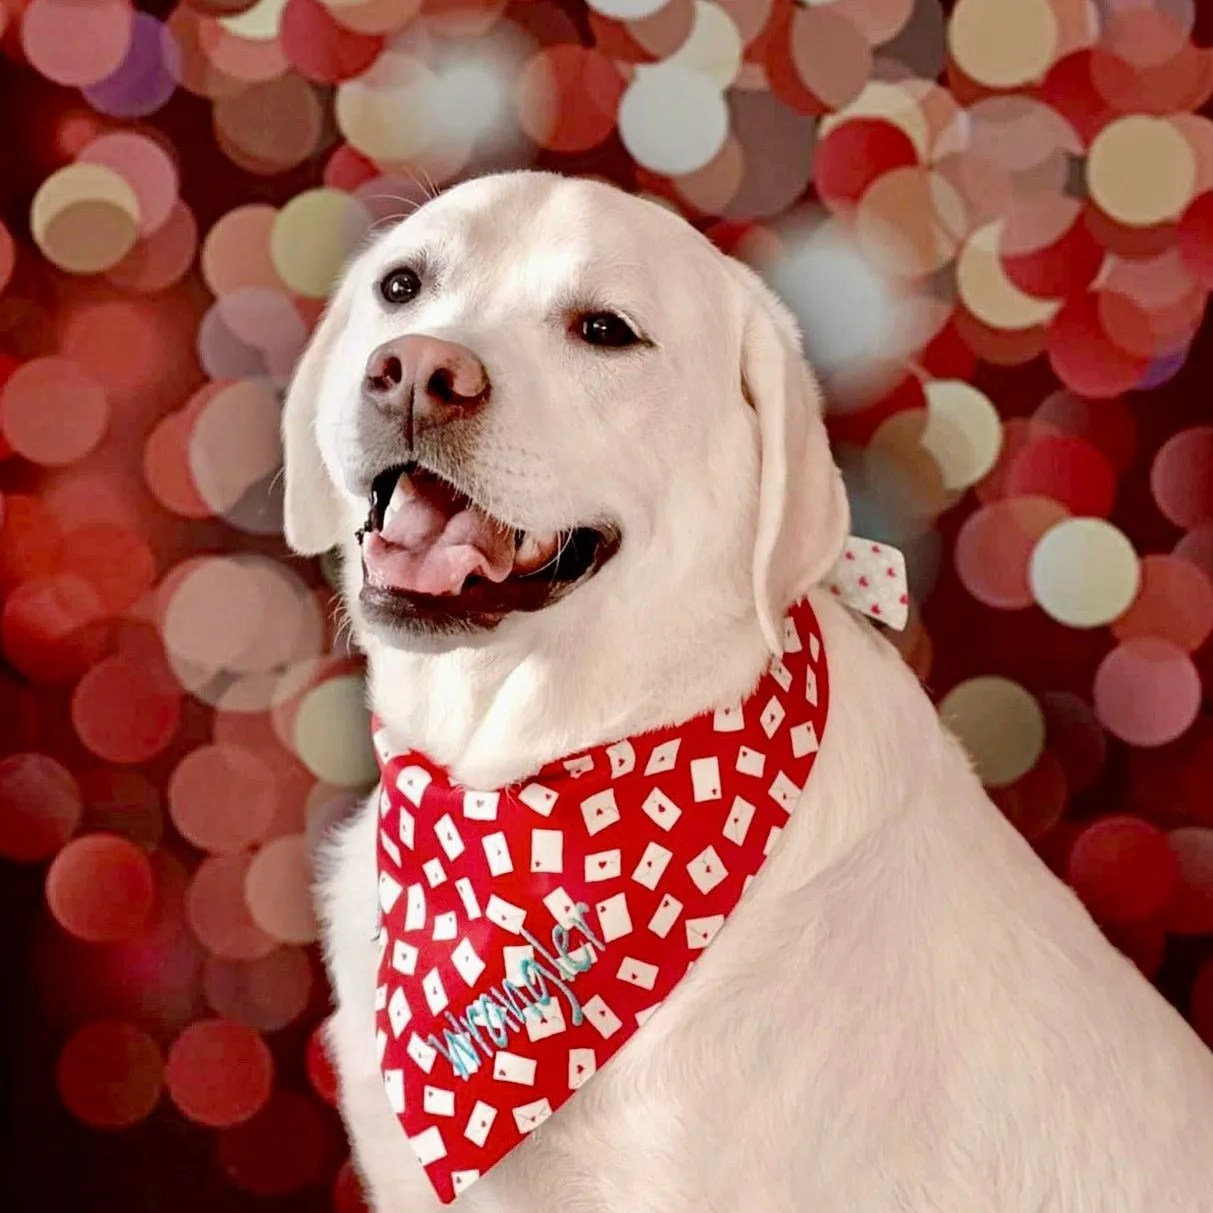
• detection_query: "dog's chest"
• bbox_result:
[319,785,949,1213]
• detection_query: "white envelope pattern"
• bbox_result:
[372,594,836,1205]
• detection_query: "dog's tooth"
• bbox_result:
[515,532,543,563]
[382,471,415,530]
[513,529,562,573]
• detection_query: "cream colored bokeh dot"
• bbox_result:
[665,2,743,89]
[245,835,319,946]
[1088,116,1197,228]
[920,380,1003,492]
[269,188,372,300]
[940,675,1046,788]
[336,52,436,164]
[293,675,378,787]
[31,163,140,275]
[1029,518,1142,628]
[948,0,1059,89]
[956,222,1062,332]
[219,0,288,40]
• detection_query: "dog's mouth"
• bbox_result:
[356,463,620,629]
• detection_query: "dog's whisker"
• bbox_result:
[331,602,357,654]
[363,213,414,238]
[529,529,576,578]
[359,195,427,213]
[409,165,440,202]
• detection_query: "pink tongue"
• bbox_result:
[365,478,515,596]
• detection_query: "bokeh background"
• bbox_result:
[1,0,1212,1208]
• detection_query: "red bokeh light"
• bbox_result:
[58,522,156,614]
[1163,828,1213,936]
[0,752,83,862]
[1068,815,1180,926]
[56,1021,164,1128]
[165,1018,274,1128]
[2,573,110,683]
[1177,191,1213,287]
[185,854,277,961]
[517,45,626,155]
[279,0,384,84]
[1004,434,1117,519]
[71,654,182,764]
[46,833,156,944]
[1047,292,1152,398]
[813,119,920,213]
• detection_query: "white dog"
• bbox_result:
[282,171,1213,1213]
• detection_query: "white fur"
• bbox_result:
[284,172,1213,1213]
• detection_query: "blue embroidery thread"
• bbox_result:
[425,903,607,1080]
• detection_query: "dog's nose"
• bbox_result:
[362,336,490,425]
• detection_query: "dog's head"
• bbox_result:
[281,171,848,660]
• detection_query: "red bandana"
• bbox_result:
[370,597,833,1204]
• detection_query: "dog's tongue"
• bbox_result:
[364,473,515,596]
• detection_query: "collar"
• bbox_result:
[369,537,905,1203]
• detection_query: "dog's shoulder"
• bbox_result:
[724,596,1213,1211]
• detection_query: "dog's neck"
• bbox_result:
[361,574,773,791]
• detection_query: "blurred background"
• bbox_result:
[0,0,1211,1208]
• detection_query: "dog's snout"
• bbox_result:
[362,336,490,426]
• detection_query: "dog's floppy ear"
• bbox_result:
[729,261,851,654]
[280,287,352,555]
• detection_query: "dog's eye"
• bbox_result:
[578,312,640,349]
[380,268,421,306]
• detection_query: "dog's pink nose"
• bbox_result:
[363,336,490,422]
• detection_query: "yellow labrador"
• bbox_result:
[282,171,1213,1212]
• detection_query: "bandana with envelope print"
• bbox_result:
[372,539,908,1203]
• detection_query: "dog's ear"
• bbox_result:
[729,260,851,654]
[280,287,352,555]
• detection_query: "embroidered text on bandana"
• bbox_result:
[371,598,831,1203]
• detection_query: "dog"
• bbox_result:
[282,171,1213,1213]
